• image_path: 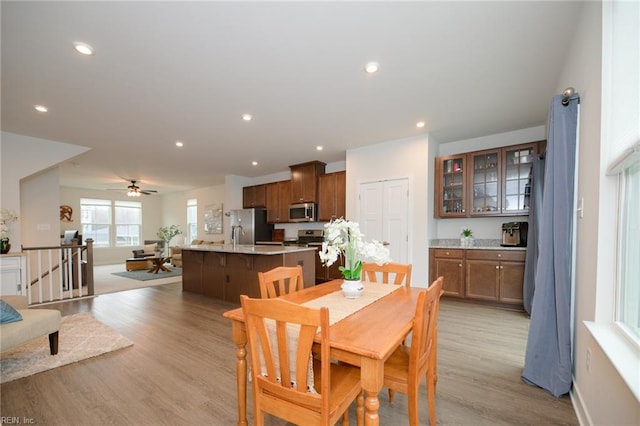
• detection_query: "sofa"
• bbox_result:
[132,239,166,258]
[0,295,61,355]
[169,240,225,267]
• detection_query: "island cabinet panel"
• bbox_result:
[429,249,465,297]
[202,251,225,300]
[182,247,316,304]
[182,250,204,294]
[289,161,326,203]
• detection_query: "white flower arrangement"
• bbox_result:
[0,209,18,240]
[318,218,391,280]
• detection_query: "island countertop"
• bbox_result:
[181,243,316,256]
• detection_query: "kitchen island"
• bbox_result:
[181,244,316,304]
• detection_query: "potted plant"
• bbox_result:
[318,218,391,298]
[0,209,18,254]
[460,228,474,248]
[157,225,182,254]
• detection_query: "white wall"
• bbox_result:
[21,168,61,247]
[162,184,225,244]
[346,135,430,287]
[1,131,89,250]
[568,1,640,424]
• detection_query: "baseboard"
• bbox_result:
[571,378,592,426]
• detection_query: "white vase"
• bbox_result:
[341,279,364,299]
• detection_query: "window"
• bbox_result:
[114,200,142,247]
[80,198,142,247]
[617,155,640,339]
[187,198,197,242]
[80,198,111,247]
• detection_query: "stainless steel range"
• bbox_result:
[282,229,324,246]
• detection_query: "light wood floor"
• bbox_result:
[1,283,577,425]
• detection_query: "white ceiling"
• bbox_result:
[1,1,584,195]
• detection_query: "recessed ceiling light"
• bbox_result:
[416,121,425,128]
[365,62,379,74]
[242,114,252,121]
[316,146,323,151]
[34,105,48,113]
[175,141,184,147]
[252,161,258,166]
[73,41,95,56]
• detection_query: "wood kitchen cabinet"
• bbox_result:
[434,154,468,217]
[429,249,465,297]
[289,161,326,203]
[314,246,345,284]
[242,184,267,208]
[266,180,291,223]
[465,250,525,306]
[435,140,544,218]
[318,171,346,221]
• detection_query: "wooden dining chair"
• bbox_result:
[383,276,444,426]
[361,262,412,287]
[257,265,304,299]
[240,295,363,426]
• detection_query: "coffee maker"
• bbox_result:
[501,222,528,247]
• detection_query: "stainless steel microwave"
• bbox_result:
[289,203,316,222]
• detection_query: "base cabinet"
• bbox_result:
[313,246,344,284]
[183,248,315,304]
[429,248,525,309]
[0,254,26,296]
[429,249,464,297]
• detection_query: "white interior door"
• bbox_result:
[358,178,409,264]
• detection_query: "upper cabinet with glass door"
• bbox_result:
[502,143,539,215]
[470,150,501,216]
[435,154,468,217]
[435,140,544,218]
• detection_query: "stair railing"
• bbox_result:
[20,239,94,304]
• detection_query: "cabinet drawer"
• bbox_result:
[0,257,22,270]
[432,249,464,258]
[466,250,525,262]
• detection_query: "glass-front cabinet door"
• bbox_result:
[470,150,501,216]
[436,155,467,217]
[502,144,537,215]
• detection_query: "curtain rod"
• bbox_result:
[561,87,580,106]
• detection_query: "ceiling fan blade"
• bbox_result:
[140,190,157,195]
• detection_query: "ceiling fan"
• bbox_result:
[109,180,158,197]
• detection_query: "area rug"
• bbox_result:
[1,312,133,384]
[111,267,182,281]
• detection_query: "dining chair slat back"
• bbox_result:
[258,265,304,299]
[362,262,412,287]
[240,295,363,426]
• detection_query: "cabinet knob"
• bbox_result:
[498,253,502,257]
[445,251,450,256]
[458,263,462,267]
[495,265,499,269]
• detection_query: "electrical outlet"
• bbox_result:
[586,348,592,374]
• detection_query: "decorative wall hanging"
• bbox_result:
[204,203,223,234]
[60,205,73,222]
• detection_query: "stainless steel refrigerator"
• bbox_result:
[228,208,273,245]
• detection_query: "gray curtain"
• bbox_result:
[523,155,545,315]
[521,93,578,397]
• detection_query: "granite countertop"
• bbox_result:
[182,243,316,255]
[429,239,527,251]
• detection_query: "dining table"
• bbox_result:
[222,279,424,426]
